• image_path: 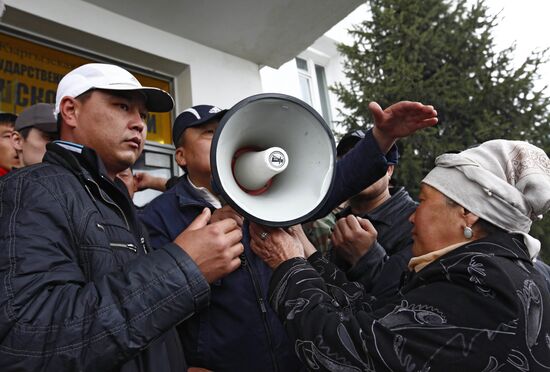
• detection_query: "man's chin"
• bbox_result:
[115,155,139,172]
[123,149,141,163]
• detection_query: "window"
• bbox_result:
[295,57,333,126]
[296,58,313,105]
[315,64,332,124]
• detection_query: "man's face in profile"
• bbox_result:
[0,123,19,170]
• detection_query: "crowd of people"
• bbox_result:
[0,62,548,372]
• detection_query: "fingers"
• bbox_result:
[228,242,244,260]
[249,222,261,239]
[331,221,344,246]
[333,215,373,244]
[368,101,383,112]
[209,215,242,234]
[335,215,360,237]
[345,214,362,231]
[232,214,244,227]
[249,222,275,238]
[421,117,439,126]
[388,101,437,119]
[214,206,244,227]
[290,225,317,258]
[368,101,384,123]
[186,208,212,231]
[357,216,375,232]
[288,224,305,241]
[225,227,244,245]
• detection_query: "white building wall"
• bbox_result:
[259,5,370,135]
[260,60,302,99]
[260,34,348,134]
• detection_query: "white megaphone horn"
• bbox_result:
[211,93,336,227]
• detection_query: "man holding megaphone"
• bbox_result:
[140,99,437,371]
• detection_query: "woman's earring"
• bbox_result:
[463,226,473,239]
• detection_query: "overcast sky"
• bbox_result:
[327,0,550,94]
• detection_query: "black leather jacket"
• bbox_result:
[0,142,209,371]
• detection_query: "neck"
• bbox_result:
[105,171,117,182]
[350,190,390,215]
[188,172,213,193]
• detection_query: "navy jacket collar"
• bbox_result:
[337,187,416,225]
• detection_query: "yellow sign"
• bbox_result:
[0,32,173,144]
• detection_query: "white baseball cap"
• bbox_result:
[54,63,174,115]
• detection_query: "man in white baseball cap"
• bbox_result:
[54,63,174,116]
[0,63,245,372]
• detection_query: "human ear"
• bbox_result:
[59,97,79,129]
[386,164,395,178]
[175,147,187,168]
[11,131,23,151]
[463,210,480,229]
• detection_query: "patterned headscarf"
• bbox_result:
[422,139,550,260]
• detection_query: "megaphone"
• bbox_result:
[211,93,336,227]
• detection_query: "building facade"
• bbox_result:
[1,0,362,203]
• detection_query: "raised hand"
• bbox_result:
[369,101,438,153]
[331,215,378,266]
[173,208,243,283]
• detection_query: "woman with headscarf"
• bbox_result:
[250,139,550,371]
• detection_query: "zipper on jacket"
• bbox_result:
[110,242,138,253]
[240,252,247,267]
[242,253,279,372]
[84,184,96,202]
[87,178,130,230]
[140,237,149,254]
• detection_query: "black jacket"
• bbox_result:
[0,142,209,371]
[270,232,550,371]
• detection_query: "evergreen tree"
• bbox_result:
[333,0,550,261]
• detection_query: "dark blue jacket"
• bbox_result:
[139,129,396,371]
[0,142,210,371]
[331,187,417,300]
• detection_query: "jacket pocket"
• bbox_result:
[78,216,140,281]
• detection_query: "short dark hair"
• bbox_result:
[18,127,59,141]
[56,89,94,127]
[0,113,17,126]
[18,127,31,140]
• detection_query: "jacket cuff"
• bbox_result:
[364,129,399,165]
[307,250,324,264]
[347,241,388,282]
[163,243,210,309]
